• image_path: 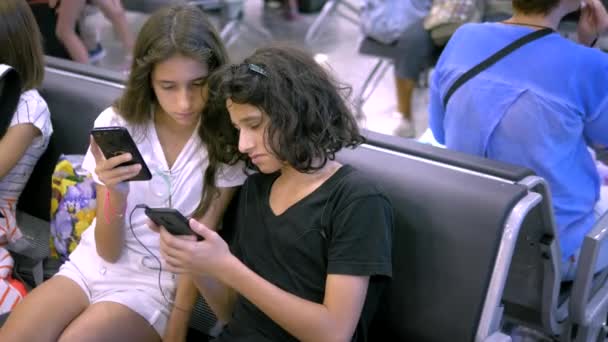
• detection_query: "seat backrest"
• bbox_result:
[336,143,534,341]
[362,131,565,336]
[17,65,124,220]
[45,56,127,84]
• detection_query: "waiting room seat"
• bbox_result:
[362,130,608,341]
[336,142,540,341]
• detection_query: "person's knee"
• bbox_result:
[57,321,87,342]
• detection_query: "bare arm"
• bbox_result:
[191,187,239,324]
[91,0,134,52]
[55,0,89,63]
[221,260,369,342]
[161,221,370,342]
[89,137,142,262]
[162,274,199,341]
[93,184,127,262]
[163,187,238,340]
[0,124,39,179]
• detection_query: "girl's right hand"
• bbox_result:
[89,136,142,190]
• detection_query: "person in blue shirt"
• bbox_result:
[429,0,608,281]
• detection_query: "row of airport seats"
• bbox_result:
[1,56,608,341]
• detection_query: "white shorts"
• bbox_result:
[54,241,177,337]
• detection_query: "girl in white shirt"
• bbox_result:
[1,5,245,342]
[0,0,52,312]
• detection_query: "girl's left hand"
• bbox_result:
[577,0,608,46]
[158,219,234,277]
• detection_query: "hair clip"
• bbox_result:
[248,64,267,77]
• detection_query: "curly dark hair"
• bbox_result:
[202,45,364,173]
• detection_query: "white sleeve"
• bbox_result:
[10,90,52,148]
[215,161,247,188]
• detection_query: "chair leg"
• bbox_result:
[305,0,341,44]
[353,59,391,119]
[569,321,606,342]
[219,1,273,47]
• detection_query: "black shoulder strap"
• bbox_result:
[442,28,553,108]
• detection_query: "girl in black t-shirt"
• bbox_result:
[156,46,394,342]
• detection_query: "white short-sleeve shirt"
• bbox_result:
[0,90,52,208]
[76,107,246,273]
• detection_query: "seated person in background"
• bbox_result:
[392,0,512,138]
[26,0,71,59]
[50,0,134,64]
[0,0,53,309]
[155,46,394,341]
[429,0,608,281]
[0,5,245,342]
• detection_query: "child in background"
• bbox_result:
[50,0,134,64]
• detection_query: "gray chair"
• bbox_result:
[361,130,608,342]
[566,212,608,341]
[353,37,398,120]
[336,141,540,341]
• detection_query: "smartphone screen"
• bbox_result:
[145,207,202,239]
[91,126,152,181]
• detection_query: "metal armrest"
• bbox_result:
[541,236,568,331]
[570,211,608,325]
[483,331,512,342]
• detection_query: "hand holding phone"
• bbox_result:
[145,207,203,240]
[90,126,152,183]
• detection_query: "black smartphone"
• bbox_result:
[145,207,202,240]
[90,126,152,181]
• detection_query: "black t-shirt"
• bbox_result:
[216,165,393,342]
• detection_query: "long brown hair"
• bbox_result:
[0,0,44,91]
[114,5,229,218]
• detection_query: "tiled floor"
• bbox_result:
[88,0,430,139]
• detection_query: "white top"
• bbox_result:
[0,90,52,210]
[77,107,246,272]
